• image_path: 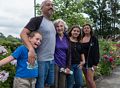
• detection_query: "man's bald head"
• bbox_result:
[40,0,54,18]
[41,0,53,9]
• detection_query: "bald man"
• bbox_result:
[20,0,56,88]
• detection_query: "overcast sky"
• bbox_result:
[0,0,44,38]
[1,0,119,38]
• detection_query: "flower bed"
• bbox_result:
[95,39,120,77]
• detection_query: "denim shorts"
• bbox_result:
[36,60,54,88]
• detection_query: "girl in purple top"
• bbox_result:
[54,19,71,88]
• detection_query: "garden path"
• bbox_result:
[96,65,120,88]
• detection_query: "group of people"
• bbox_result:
[0,0,100,88]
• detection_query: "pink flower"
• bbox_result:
[109,57,114,62]
[103,55,108,59]
[116,44,120,48]
[109,51,113,54]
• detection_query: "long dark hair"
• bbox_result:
[68,25,82,41]
[82,24,93,38]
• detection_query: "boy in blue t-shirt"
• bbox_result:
[0,31,42,88]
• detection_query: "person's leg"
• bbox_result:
[87,68,96,88]
[66,65,74,88]
[36,61,46,88]
[45,60,54,88]
[30,78,36,88]
[13,77,30,88]
[74,64,83,88]
[51,64,59,88]
[82,68,91,88]
[82,68,96,88]
[58,72,66,88]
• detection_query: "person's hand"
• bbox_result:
[65,68,71,74]
[77,64,83,69]
[93,65,97,71]
[28,48,35,66]
[78,62,85,69]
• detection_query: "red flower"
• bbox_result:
[109,57,114,62]
[116,44,120,48]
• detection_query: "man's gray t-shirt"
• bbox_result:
[25,16,56,61]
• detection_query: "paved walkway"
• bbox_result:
[96,66,120,88]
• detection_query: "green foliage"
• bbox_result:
[36,0,91,28]
[0,49,16,88]
[0,33,22,52]
[82,0,120,38]
[36,0,120,38]
[95,39,120,76]
[52,0,91,27]
[0,33,22,88]
[0,64,15,88]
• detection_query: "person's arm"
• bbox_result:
[0,56,14,66]
[20,28,35,65]
[78,54,85,69]
[80,54,85,65]
[92,37,100,70]
[93,37,100,66]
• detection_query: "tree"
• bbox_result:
[36,0,120,38]
[0,32,5,38]
[82,0,120,38]
[36,0,91,28]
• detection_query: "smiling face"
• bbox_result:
[56,21,65,35]
[71,27,80,38]
[29,33,42,49]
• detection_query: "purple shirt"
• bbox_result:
[54,34,69,68]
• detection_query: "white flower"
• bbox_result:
[0,70,9,82]
[0,45,8,55]
[10,60,17,66]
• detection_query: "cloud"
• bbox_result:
[0,0,34,38]
[0,0,53,38]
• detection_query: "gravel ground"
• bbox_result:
[96,66,120,88]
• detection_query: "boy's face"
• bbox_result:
[29,33,42,49]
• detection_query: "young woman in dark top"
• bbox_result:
[67,25,85,88]
[81,24,100,88]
